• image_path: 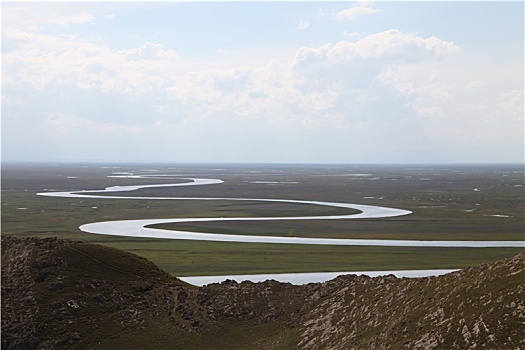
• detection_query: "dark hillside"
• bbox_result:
[2,236,524,349]
[1,237,209,349]
[290,253,525,349]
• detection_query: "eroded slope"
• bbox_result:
[2,236,523,350]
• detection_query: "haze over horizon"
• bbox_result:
[2,1,524,164]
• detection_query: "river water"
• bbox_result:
[179,269,459,286]
[37,175,524,285]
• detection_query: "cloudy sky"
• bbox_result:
[2,1,523,164]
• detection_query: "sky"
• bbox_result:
[2,1,524,164]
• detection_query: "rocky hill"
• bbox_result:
[2,236,524,349]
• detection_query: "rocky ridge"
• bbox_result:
[2,236,524,349]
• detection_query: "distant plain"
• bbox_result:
[2,163,523,276]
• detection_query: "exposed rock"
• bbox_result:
[2,236,524,349]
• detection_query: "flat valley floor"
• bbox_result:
[2,163,524,277]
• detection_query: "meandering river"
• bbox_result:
[37,176,524,284]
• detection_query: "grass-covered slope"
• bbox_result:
[1,236,207,349]
[2,236,524,349]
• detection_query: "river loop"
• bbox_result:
[38,177,523,248]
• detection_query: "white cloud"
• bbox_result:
[123,42,181,61]
[3,30,182,94]
[336,2,379,21]
[343,31,361,39]
[3,6,462,132]
[3,1,521,164]
[294,30,460,65]
[495,89,524,123]
[378,60,524,151]
[167,60,337,125]
[8,27,454,129]
[3,6,94,31]
[290,30,460,98]
[466,80,485,89]
[296,20,310,31]
[336,6,377,21]
[2,24,464,136]
[53,12,94,26]
[1,95,26,106]
[413,106,445,119]
[160,30,462,132]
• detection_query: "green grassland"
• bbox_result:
[2,162,524,276]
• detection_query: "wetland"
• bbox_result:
[2,162,524,277]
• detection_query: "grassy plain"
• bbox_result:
[2,162,523,276]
